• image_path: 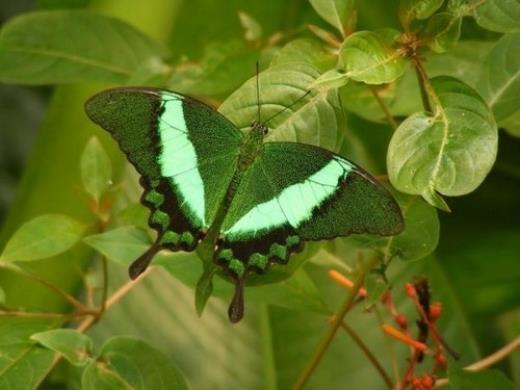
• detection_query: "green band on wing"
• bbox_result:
[158,93,206,227]
[224,158,353,239]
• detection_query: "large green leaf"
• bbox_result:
[0,10,166,84]
[477,33,520,136]
[387,76,498,209]
[424,12,462,53]
[0,318,57,389]
[338,29,408,84]
[82,336,188,390]
[471,0,520,33]
[0,214,86,262]
[219,39,343,152]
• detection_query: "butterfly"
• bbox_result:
[85,86,404,322]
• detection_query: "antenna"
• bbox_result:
[256,61,261,123]
[263,90,311,126]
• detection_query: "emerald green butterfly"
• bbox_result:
[85,87,403,322]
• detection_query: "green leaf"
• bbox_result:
[477,33,520,136]
[424,12,462,53]
[238,11,263,42]
[312,68,350,89]
[364,273,387,308]
[387,76,498,208]
[83,226,151,266]
[220,40,343,152]
[195,269,214,316]
[351,192,440,262]
[400,0,445,23]
[0,318,56,389]
[309,0,356,37]
[31,329,93,367]
[168,40,259,98]
[81,136,113,203]
[338,29,408,84]
[0,10,166,85]
[82,336,188,390]
[472,0,520,33]
[448,365,516,389]
[1,214,86,262]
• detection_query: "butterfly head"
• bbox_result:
[251,120,269,136]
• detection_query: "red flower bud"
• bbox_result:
[421,374,435,389]
[429,302,442,320]
[395,313,408,329]
[405,283,417,298]
[436,352,448,368]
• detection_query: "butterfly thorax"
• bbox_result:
[237,121,267,170]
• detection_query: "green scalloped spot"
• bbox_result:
[150,210,169,229]
[160,230,179,246]
[270,243,287,260]
[217,248,233,262]
[144,189,164,206]
[286,235,301,248]
[179,231,195,248]
[229,258,245,277]
[249,253,268,270]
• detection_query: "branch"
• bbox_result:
[293,256,379,389]
[0,262,88,311]
[368,85,398,130]
[340,321,393,388]
[435,336,520,388]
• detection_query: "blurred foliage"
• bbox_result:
[0,0,518,389]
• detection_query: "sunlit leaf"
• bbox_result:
[312,68,350,89]
[83,226,151,266]
[400,0,444,25]
[477,33,520,136]
[424,12,462,53]
[220,40,343,152]
[31,329,93,367]
[238,11,263,42]
[80,136,112,203]
[82,336,188,390]
[309,0,356,37]
[472,0,520,33]
[0,10,166,84]
[387,76,498,208]
[1,214,86,262]
[338,29,408,84]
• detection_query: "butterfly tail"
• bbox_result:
[228,278,245,323]
[129,239,161,279]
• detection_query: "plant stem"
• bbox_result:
[368,85,398,130]
[434,336,520,388]
[413,58,433,114]
[340,321,393,388]
[293,256,379,389]
[0,309,67,319]
[0,262,87,311]
[100,256,108,313]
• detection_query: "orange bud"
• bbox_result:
[328,270,367,297]
[429,302,442,320]
[382,323,428,352]
[411,377,421,389]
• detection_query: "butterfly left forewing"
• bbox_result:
[85,88,243,277]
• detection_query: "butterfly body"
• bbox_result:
[85,87,404,322]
